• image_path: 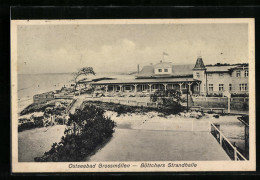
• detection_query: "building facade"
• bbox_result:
[91,57,249,96]
[193,57,249,96]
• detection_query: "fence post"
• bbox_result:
[228,97,230,113]
[234,147,238,161]
[220,134,222,146]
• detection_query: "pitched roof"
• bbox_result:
[172,64,194,76]
[206,65,238,72]
[136,64,193,78]
[92,77,200,85]
[138,65,154,76]
[193,56,206,70]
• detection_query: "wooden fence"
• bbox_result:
[64,99,77,114]
[85,97,158,108]
[193,97,248,102]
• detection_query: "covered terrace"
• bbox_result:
[91,78,201,95]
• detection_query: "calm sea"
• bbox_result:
[17,72,132,112]
[17,73,73,112]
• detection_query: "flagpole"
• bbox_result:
[162,52,164,61]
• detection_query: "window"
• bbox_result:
[164,69,168,72]
[219,84,224,91]
[209,84,213,91]
[196,85,200,92]
[236,70,241,77]
[239,84,248,91]
[125,85,131,90]
[245,70,248,77]
[158,69,162,72]
[229,84,232,91]
[196,72,200,78]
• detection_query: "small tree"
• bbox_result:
[150,89,181,103]
[150,89,183,115]
[72,67,96,94]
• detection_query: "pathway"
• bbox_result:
[89,129,230,161]
[69,96,85,114]
[88,116,230,161]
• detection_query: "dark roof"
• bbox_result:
[193,56,206,70]
[136,64,194,78]
[172,64,194,76]
[206,65,241,73]
[92,77,200,85]
[138,65,154,76]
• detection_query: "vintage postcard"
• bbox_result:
[11,19,255,173]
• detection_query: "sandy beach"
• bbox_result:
[18,125,66,162]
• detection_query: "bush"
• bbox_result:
[18,117,45,132]
[157,99,184,115]
[18,122,36,132]
[150,89,184,115]
[114,105,135,116]
[55,117,65,124]
[242,103,249,111]
[20,103,55,116]
[231,93,249,97]
[34,104,116,162]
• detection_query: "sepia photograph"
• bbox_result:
[11,19,255,172]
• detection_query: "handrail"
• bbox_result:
[210,123,247,161]
[65,99,77,114]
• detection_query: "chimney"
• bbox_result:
[137,64,140,74]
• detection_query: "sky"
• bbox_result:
[17,23,248,74]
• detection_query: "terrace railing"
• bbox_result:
[210,123,247,161]
[84,97,158,108]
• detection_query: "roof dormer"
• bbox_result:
[154,61,172,74]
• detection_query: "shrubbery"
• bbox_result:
[231,93,249,97]
[114,105,136,116]
[20,103,55,116]
[242,103,249,111]
[157,99,185,115]
[34,104,116,162]
[150,89,184,115]
[18,116,45,132]
[20,99,73,116]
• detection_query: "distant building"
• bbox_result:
[90,56,249,96]
[33,92,55,104]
